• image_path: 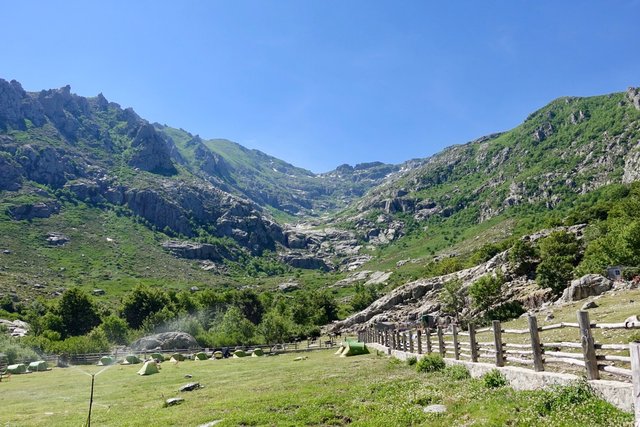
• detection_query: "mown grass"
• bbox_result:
[0,349,631,426]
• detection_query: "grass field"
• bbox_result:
[0,349,632,426]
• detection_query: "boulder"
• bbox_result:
[278,282,300,292]
[130,332,199,351]
[8,201,61,220]
[581,301,598,310]
[558,274,612,303]
[46,232,70,246]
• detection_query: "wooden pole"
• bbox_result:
[468,323,478,363]
[409,330,415,353]
[402,332,408,352]
[417,329,422,354]
[528,315,544,372]
[492,320,504,367]
[425,327,432,354]
[452,324,460,360]
[577,310,599,380]
[628,342,640,426]
[437,326,445,357]
[384,330,389,347]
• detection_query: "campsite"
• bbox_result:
[0,347,632,426]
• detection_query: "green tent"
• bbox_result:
[340,341,369,357]
[28,361,48,371]
[7,364,28,374]
[97,356,115,366]
[150,353,164,361]
[171,353,185,361]
[137,360,159,376]
[212,351,223,360]
[251,348,264,357]
[124,355,141,365]
[194,352,208,360]
[232,349,247,358]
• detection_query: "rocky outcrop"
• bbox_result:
[0,153,22,190]
[15,145,80,188]
[280,253,330,271]
[557,274,612,303]
[7,200,61,220]
[627,87,640,110]
[623,142,640,184]
[128,124,177,175]
[162,240,240,262]
[130,332,199,351]
[0,319,29,337]
[46,232,70,246]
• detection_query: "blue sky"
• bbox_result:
[1,1,639,172]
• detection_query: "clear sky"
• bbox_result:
[1,1,639,173]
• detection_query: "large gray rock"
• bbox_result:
[0,154,22,190]
[559,274,612,303]
[627,87,640,110]
[7,201,61,220]
[162,240,239,262]
[130,332,199,351]
[128,124,177,175]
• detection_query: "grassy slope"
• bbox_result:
[0,350,631,426]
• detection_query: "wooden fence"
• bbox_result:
[358,310,640,382]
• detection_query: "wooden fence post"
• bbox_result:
[492,320,504,367]
[417,329,422,354]
[629,342,640,426]
[452,324,460,360]
[402,332,408,352]
[425,327,432,354]
[409,330,415,353]
[468,323,478,362]
[577,310,599,380]
[528,315,544,372]
[437,326,445,357]
[384,330,389,347]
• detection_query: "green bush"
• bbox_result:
[533,380,593,415]
[406,356,417,366]
[482,369,507,388]
[416,354,445,373]
[469,273,504,311]
[443,364,470,380]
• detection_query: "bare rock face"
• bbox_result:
[7,200,61,220]
[623,142,640,184]
[558,274,612,303]
[0,154,23,190]
[162,240,240,262]
[46,232,70,246]
[627,87,640,110]
[128,124,177,175]
[130,331,199,351]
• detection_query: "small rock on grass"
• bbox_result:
[164,397,184,407]
[581,301,598,310]
[423,404,447,414]
[198,421,223,427]
[179,382,201,392]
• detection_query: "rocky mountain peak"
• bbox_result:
[128,123,177,175]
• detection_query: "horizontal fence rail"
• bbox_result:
[358,310,640,382]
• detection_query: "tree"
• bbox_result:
[98,315,130,344]
[259,311,294,344]
[351,284,379,312]
[468,273,504,312]
[209,306,256,346]
[438,279,464,321]
[57,288,101,337]
[121,285,172,329]
[509,239,539,276]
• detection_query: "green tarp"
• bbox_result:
[28,361,48,371]
[232,349,247,358]
[251,348,264,357]
[98,356,115,366]
[150,353,164,361]
[137,360,159,376]
[194,352,208,360]
[124,355,141,365]
[7,364,28,374]
[339,341,369,357]
[171,353,185,361]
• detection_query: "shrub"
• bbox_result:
[416,354,445,373]
[469,273,504,311]
[443,364,470,380]
[533,380,593,415]
[482,369,507,388]
[406,356,417,366]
